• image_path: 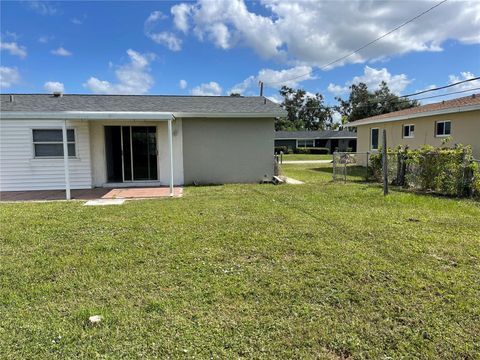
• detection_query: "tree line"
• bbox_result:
[274,81,419,131]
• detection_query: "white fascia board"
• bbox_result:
[348,104,480,126]
[1,111,283,120]
[0,111,174,120]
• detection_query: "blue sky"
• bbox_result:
[1,0,479,106]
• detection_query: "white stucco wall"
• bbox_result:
[0,119,92,191]
[89,119,184,187]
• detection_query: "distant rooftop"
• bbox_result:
[275,130,357,139]
[0,94,286,116]
[350,93,480,125]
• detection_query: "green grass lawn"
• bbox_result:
[1,164,479,358]
[280,153,333,161]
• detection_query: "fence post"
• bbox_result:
[333,151,337,181]
[366,152,369,182]
[280,151,283,164]
[382,130,388,195]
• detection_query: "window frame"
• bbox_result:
[31,127,77,159]
[370,127,379,150]
[435,120,451,137]
[296,139,315,148]
[402,124,415,139]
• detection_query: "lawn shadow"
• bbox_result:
[311,166,371,183]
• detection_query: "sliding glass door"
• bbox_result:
[105,126,158,182]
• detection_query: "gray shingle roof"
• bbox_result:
[275,130,357,139]
[1,94,286,115]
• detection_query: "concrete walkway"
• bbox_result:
[281,160,332,164]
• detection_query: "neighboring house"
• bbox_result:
[351,94,480,163]
[0,94,286,195]
[275,130,357,153]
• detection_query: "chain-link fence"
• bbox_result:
[333,149,479,198]
[332,152,371,183]
[369,148,479,198]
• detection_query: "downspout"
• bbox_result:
[168,117,174,196]
[62,120,71,200]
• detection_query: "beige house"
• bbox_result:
[352,94,480,162]
[0,94,285,198]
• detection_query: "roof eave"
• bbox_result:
[0,111,284,120]
[348,104,480,126]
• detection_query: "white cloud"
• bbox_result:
[190,81,222,96]
[229,65,315,95]
[171,3,192,33]
[51,47,72,56]
[27,0,57,15]
[0,66,20,88]
[148,32,182,51]
[2,31,19,41]
[146,10,167,23]
[0,42,27,59]
[44,81,65,93]
[327,83,348,96]
[448,71,480,91]
[84,49,155,94]
[171,0,480,67]
[179,79,188,89]
[327,66,412,95]
[416,72,480,104]
[71,14,87,25]
[266,94,283,104]
[38,35,54,43]
[145,11,182,51]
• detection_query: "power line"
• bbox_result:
[411,86,480,101]
[264,0,448,87]
[402,76,479,97]
[284,86,480,112]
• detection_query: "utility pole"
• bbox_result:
[259,81,264,96]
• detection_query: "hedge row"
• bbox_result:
[370,144,480,198]
[274,147,330,154]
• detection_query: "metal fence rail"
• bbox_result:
[332,151,371,183]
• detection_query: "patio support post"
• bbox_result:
[62,120,71,200]
[168,118,174,196]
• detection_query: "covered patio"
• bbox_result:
[0,187,183,202]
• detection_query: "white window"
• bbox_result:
[32,129,76,158]
[297,139,315,148]
[435,120,451,137]
[403,124,415,138]
[370,128,379,150]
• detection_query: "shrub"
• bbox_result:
[294,147,330,154]
[369,144,478,198]
[310,147,330,154]
[274,146,288,154]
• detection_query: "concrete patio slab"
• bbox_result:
[0,187,183,202]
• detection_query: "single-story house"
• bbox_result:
[275,130,357,153]
[351,94,480,163]
[0,94,286,197]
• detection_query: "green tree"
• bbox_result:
[277,86,333,131]
[336,81,419,123]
